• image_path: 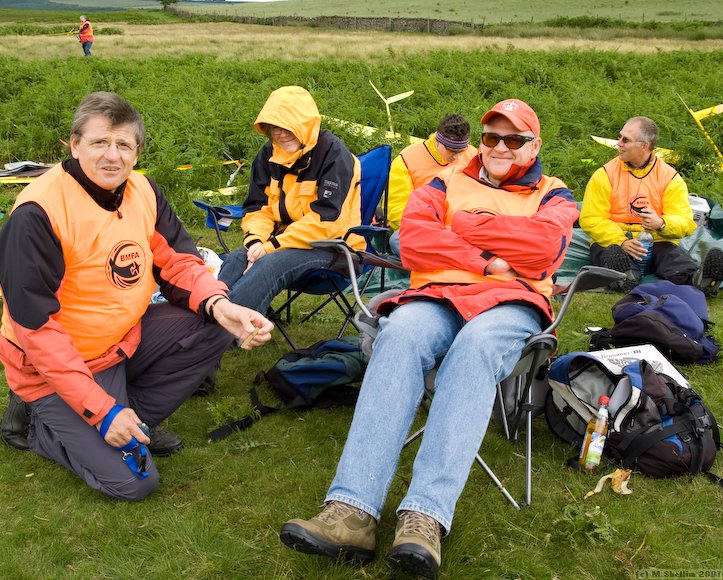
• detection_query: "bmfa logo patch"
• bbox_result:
[106,241,145,289]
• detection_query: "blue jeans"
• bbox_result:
[82,41,92,57]
[389,230,401,257]
[326,300,541,533]
[218,247,339,313]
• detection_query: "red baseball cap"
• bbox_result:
[480,99,540,138]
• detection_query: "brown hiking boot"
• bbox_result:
[279,501,376,564]
[386,510,442,579]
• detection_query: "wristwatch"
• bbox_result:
[658,218,666,231]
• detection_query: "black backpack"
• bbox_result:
[208,337,368,441]
[545,352,721,482]
[588,281,720,365]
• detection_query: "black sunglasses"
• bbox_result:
[481,132,535,150]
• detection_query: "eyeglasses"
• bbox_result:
[269,126,293,135]
[481,132,535,150]
[83,137,139,155]
[617,136,646,145]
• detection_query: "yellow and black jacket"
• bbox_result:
[242,86,364,253]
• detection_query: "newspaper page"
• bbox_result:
[588,344,691,388]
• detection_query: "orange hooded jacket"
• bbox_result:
[241,86,365,253]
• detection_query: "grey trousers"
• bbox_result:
[27,303,234,501]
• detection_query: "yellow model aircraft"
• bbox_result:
[676,94,723,170]
[323,116,423,146]
[590,135,680,164]
[322,80,423,146]
[0,159,245,195]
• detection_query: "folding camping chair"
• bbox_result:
[194,144,393,349]
[311,238,625,508]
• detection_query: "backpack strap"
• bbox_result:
[544,390,585,447]
[702,471,723,487]
[617,414,705,473]
[207,372,282,442]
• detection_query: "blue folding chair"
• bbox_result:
[194,144,393,348]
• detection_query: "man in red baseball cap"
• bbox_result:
[280,98,579,578]
[481,98,541,138]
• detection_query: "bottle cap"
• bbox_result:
[598,395,610,405]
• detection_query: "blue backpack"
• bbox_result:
[589,281,720,364]
[546,352,721,481]
[208,337,368,441]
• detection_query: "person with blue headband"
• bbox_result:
[386,114,477,255]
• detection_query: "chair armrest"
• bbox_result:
[193,200,245,232]
[309,239,347,252]
[348,225,391,237]
[543,266,626,334]
[355,250,403,270]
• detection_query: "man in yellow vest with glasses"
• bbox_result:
[580,116,722,295]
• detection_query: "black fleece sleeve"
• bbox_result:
[0,203,64,330]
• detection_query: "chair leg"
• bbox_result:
[525,381,533,507]
[473,454,521,510]
[336,267,377,337]
[403,394,523,509]
[264,308,297,350]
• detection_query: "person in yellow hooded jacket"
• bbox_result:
[219,86,364,313]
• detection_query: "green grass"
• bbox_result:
[175,0,723,24]
[0,14,722,578]
[1,50,722,221]
[0,286,722,578]
[0,7,183,24]
[1,0,159,10]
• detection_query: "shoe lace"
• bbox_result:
[318,501,353,524]
[400,511,440,545]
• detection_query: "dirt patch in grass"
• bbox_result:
[2,22,722,60]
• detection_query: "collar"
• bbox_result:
[463,155,542,192]
[621,154,656,177]
[424,133,448,166]
[62,158,126,212]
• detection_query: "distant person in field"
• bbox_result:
[279,98,578,579]
[0,92,273,501]
[386,114,477,255]
[78,15,93,57]
[580,115,723,295]
[218,85,364,314]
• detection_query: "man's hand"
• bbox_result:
[621,238,648,260]
[637,207,664,231]
[485,257,518,277]
[97,407,150,448]
[209,298,274,350]
[244,244,267,273]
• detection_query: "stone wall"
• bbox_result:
[172,10,482,35]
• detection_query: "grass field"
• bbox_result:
[176,0,723,24]
[3,20,723,63]
[0,7,722,580]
